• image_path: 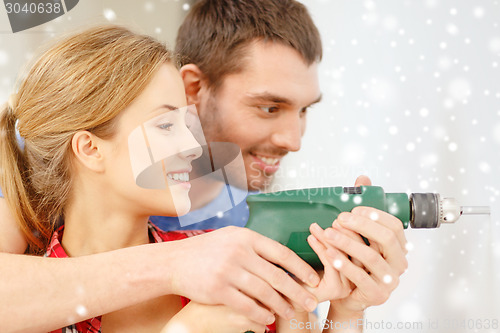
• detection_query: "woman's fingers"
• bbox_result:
[336,211,408,275]
[323,228,397,286]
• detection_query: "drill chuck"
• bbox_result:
[410,193,490,228]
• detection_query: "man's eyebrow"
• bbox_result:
[245,92,294,105]
[308,94,322,107]
[246,92,323,107]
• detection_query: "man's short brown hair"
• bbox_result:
[175,0,322,90]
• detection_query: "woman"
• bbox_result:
[0,25,271,332]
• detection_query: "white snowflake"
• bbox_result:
[103,8,116,21]
[0,51,9,66]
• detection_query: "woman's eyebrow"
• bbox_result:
[152,104,179,112]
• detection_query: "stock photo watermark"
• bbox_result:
[290,317,499,331]
[3,0,79,33]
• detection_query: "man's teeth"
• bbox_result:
[167,172,189,182]
[257,155,279,166]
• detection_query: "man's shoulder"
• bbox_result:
[151,185,252,231]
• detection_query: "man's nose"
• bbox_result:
[270,113,303,152]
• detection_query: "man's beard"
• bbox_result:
[197,95,250,189]
[199,95,289,192]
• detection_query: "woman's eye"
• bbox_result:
[259,106,279,114]
[158,123,173,131]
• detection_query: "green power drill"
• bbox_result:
[245,186,490,269]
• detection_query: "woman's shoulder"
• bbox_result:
[148,222,212,243]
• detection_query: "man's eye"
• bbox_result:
[259,106,279,114]
[158,123,173,131]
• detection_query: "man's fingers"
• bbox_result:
[252,231,320,288]
[309,223,331,249]
[223,288,275,326]
[232,268,296,320]
[307,229,331,269]
[248,238,319,313]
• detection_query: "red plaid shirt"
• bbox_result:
[44,223,276,333]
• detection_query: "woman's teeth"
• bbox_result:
[167,172,189,182]
[257,155,279,166]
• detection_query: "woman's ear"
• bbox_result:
[71,131,105,173]
[180,64,206,106]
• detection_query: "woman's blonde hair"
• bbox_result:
[0,25,173,254]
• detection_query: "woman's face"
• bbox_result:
[101,63,202,217]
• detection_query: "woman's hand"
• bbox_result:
[161,301,266,333]
[304,223,353,303]
[324,206,409,314]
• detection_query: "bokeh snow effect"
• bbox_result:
[0,0,498,331]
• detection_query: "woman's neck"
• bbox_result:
[61,182,150,257]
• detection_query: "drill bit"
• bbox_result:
[461,206,491,215]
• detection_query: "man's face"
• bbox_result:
[197,41,321,191]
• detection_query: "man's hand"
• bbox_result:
[0,198,27,253]
[167,226,320,326]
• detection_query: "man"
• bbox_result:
[0,0,407,331]
[150,0,323,231]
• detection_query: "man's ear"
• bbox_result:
[180,64,206,106]
[71,131,105,173]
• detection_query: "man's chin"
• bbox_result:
[247,176,274,192]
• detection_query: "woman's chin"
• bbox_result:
[174,203,191,217]
[158,201,191,217]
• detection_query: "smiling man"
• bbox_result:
[150,0,323,231]
[178,0,322,193]
[197,41,321,191]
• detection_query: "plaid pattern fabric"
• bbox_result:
[44,223,276,333]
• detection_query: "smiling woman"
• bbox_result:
[0,25,264,332]
[0,25,188,332]
[0,25,176,255]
